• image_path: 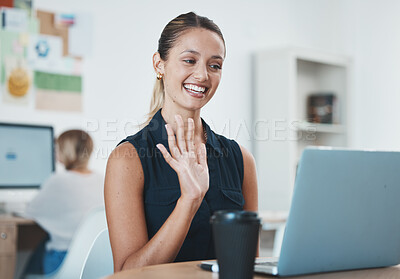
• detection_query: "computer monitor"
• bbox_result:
[0,123,55,212]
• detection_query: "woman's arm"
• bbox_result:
[239,145,259,255]
[105,116,209,271]
[240,145,258,212]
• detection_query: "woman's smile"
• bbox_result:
[183,83,208,99]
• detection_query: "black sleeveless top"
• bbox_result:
[119,109,244,262]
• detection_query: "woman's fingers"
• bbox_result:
[165,124,181,159]
[163,116,206,167]
[156,144,179,171]
[186,118,195,158]
[197,143,208,168]
[175,115,187,154]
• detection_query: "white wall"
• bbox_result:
[2,0,399,181]
[351,0,400,150]
[1,0,354,174]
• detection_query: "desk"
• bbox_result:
[104,260,400,279]
[0,214,47,279]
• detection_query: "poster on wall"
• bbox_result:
[3,56,32,105]
[0,30,26,77]
[0,7,28,32]
[0,28,29,105]
[68,13,93,57]
[35,71,82,112]
[27,34,63,72]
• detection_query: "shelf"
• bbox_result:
[253,47,350,211]
[295,122,346,134]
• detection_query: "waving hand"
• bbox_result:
[156,115,209,202]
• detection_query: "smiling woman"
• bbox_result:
[104,12,258,272]
[155,27,225,117]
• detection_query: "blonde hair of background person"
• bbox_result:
[104,12,258,272]
[57,129,93,172]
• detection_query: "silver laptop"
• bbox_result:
[204,147,400,276]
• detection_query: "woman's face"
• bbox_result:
[160,28,225,111]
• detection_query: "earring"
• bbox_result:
[157,73,163,80]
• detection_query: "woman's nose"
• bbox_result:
[193,63,208,82]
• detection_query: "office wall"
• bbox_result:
[0,0,356,174]
[350,0,400,150]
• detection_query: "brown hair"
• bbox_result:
[57,130,93,170]
[144,12,225,125]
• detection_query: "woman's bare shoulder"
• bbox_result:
[108,142,140,161]
[105,142,144,187]
[238,144,256,166]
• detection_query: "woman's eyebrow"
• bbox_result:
[180,49,224,60]
[211,55,224,60]
[180,49,200,55]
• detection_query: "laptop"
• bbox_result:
[203,147,400,276]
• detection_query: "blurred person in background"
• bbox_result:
[24,129,104,275]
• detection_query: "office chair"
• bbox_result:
[81,228,113,279]
[25,206,113,279]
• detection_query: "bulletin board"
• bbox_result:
[0,2,90,112]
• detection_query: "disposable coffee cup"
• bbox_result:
[210,210,261,279]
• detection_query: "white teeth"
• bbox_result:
[184,84,206,93]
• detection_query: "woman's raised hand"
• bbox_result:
[156,115,209,204]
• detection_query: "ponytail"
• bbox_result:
[143,78,164,126]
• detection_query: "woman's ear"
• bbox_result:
[152,52,164,74]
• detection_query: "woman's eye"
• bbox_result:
[210,64,222,70]
[183,59,195,64]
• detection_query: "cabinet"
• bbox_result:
[252,47,351,211]
[0,224,17,279]
[0,215,47,279]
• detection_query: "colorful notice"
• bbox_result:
[3,56,32,105]
[34,71,82,112]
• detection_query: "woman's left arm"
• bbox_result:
[239,145,259,256]
[239,145,258,212]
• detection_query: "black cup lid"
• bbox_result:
[210,210,261,224]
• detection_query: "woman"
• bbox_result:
[104,12,258,272]
[25,129,104,274]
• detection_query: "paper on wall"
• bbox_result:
[0,31,26,84]
[0,7,28,32]
[68,13,93,57]
[27,34,63,72]
[34,71,82,112]
[2,56,32,105]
